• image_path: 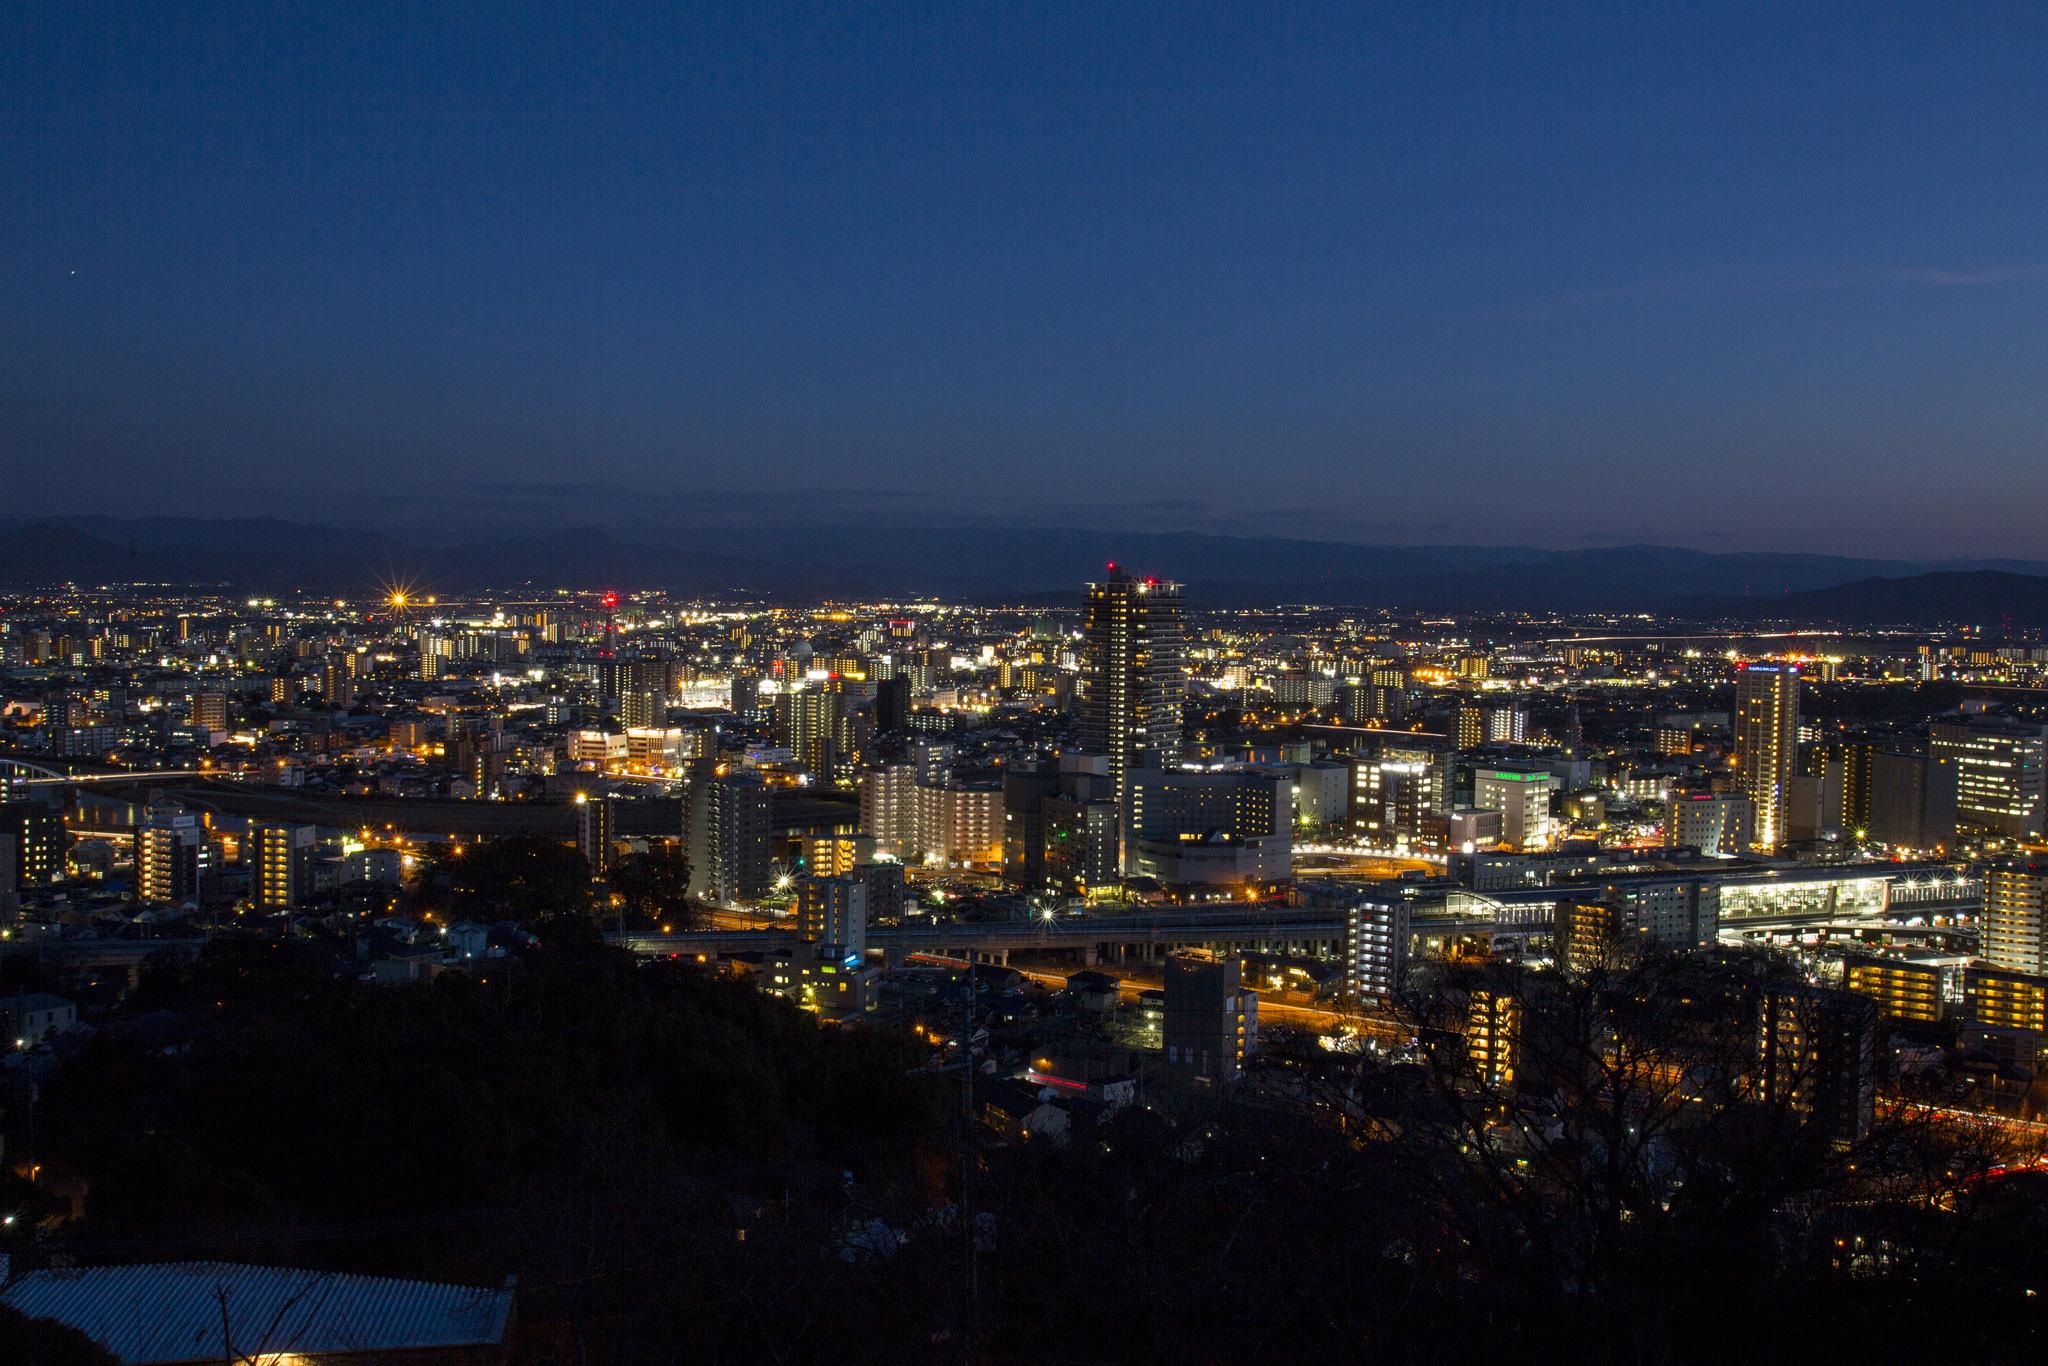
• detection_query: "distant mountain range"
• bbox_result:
[3,514,2046,618]
[1698,571,2048,629]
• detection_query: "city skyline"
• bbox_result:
[10,6,2048,1358]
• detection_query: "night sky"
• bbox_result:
[6,4,2048,555]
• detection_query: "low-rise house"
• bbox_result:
[0,993,76,1046]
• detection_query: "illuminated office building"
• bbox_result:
[1930,718,2047,841]
[1473,767,1558,852]
[1666,791,1754,858]
[1122,767,1291,886]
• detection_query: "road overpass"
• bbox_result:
[612,872,1970,967]
[611,901,1548,965]
[613,905,1351,965]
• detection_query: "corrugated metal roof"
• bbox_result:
[0,1260,513,1363]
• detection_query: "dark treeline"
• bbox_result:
[9,938,2048,1361]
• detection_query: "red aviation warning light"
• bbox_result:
[601,591,620,610]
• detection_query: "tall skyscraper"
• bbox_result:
[1080,567,1185,806]
[1734,662,1801,851]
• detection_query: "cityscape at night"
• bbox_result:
[9,4,2048,1363]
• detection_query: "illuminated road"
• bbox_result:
[1008,963,1404,1039]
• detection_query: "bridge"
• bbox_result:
[0,755,210,788]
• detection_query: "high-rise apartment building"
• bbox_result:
[191,692,228,733]
[1984,859,2048,976]
[682,766,773,905]
[321,651,360,708]
[1734,662,1801,850]
[795,874,868,960]
[1843,955,1947,1025]
[616,657,672,730]
[1485,702,1528,744]
[1299,883,1411,1004]
[1756,987,1880,1145]
[773,686,840,779]
[138,801,205,905]
[1080,568,1185,806]
[914,783,1004,868]
[248,821,315,910]
[1454,703,1484,750]
[1001,763,1061,888]
[773,874,879,1019]
[1041,791,1122,895]
[576,793,615,874]
[858,763,919,858]
[1821,737,1881,837]
[0,802,62,888]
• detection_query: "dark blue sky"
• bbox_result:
[6,3,2047,555]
